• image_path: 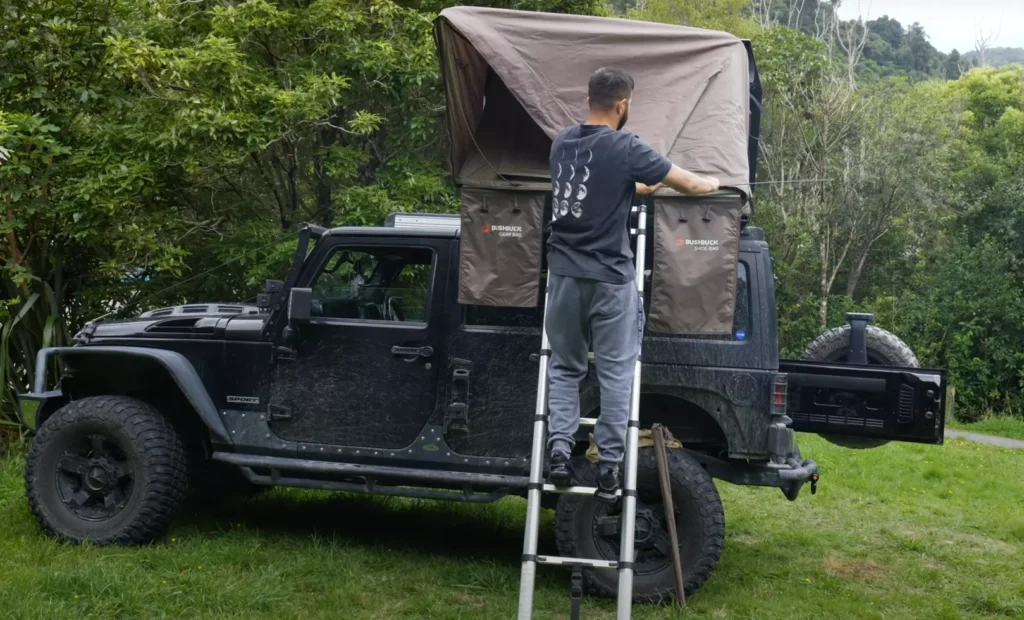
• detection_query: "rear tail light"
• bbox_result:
[772,374,788,414]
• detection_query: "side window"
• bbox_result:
[675,261,750,340]
[465,304,545,328]
[464,275,546,328]
[311,246,434,323]
[733,262,750,339]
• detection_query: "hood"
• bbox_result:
[77,304,267,343]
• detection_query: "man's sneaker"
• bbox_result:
[594,467,620,504]
[548,451,579,487]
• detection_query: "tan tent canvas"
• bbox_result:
[435,7,758,328]
[436,6,754,194]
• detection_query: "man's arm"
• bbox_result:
[660,164,720,195]
[626,136,720,196]
[636,182,662,196]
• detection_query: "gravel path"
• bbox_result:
[945,429,1024,449]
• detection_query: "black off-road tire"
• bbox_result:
[554,448,725,603]
[803,324,919,449]
[802,324,919,367]
[25,396,188,545]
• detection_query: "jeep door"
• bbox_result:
[265,236,447,449]
[442,254,544,460]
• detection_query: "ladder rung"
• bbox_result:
[541,483,622,497]
[541,416,596,425]
[537,555,618,569]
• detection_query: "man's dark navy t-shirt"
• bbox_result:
[547,124,673,284]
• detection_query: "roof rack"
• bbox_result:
[384,213,461,233]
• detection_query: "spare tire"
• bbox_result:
[801,324,919,449]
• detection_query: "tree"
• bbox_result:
[973,24,1001,68]
[752,26,954,328]
[753,27,866,326]
[0,0,600,424]
[834,16,870,88]
[841,81,956,298]
[1,0,145,425]
[886,237,1024,419]
[900,23,940,75]
[629,0,758,38]
[750,0,837,35]
[868,15,903,51]
[945,49,964,80]
[962,47,1024,69]
[884,66,1024,417]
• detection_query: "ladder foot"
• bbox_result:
[569,565,583,620]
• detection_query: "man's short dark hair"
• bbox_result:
[588,68,634,111]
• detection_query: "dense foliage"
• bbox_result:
[2,0,1023,428]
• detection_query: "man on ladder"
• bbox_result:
[517,67,721,620]
[545,68,720,498]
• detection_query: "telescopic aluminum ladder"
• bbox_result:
[517,204,649,620]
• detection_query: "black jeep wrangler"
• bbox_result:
[18,211,946,601]
[16,6,948,603]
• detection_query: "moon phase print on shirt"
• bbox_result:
[552,147,592,221]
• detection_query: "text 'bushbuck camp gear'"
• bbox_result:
[648,198,743,335]
[458,189,544,307]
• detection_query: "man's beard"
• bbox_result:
[616,107,629,130]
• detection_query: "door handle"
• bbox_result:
[391,345,434,359]
[446,364,471,434]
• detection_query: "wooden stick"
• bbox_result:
[652,424,686,608]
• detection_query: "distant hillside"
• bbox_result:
[612,0,1022,81]
[962,47,1024,68]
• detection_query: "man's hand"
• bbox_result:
[636,182,663,196]
[661,165,721,195]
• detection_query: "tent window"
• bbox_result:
[457,69,552,184]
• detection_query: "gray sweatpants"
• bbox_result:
[546,273,643,472]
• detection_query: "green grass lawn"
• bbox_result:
[1,435,1022,620]
[947,416,1024,441]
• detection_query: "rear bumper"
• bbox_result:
[688,450,819,501]
[774,456,819,501]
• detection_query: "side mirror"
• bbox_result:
[288,288,313,324]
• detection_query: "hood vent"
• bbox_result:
[145,317,220,334]
[140,304,261,318]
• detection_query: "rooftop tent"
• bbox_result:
[435,7,760,330]
[434,6,757,193]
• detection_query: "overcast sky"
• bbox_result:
[835,0,1024,54]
